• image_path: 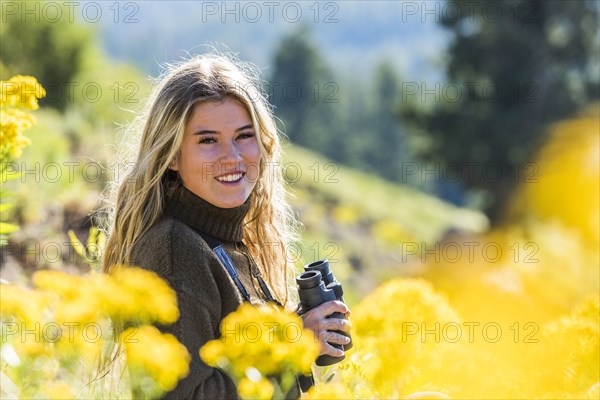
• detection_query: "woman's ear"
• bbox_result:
[169,159,179,171]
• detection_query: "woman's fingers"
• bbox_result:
[321,330,351,346]
[313,300,350,317]
[318,317,352,333]
[318,334,347,357]
[300,300,352,356]
[321,342,344,357]
[301,301,350,331]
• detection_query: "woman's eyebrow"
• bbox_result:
[192,124,254,135]
[193,130,217,135]
[236,124,254,132]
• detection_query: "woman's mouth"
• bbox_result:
[215,172,245,184]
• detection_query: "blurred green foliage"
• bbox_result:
[270,26,340,151]
[0,2,91,111]
[400,0,600,220]
[269,27,418,193]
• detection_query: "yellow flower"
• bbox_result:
[32,267,179,326]
[528,294,600,397]
[32,270,103,324]
[200,303,319,381]
[305,382,354,399]
[120,325,190,391]
[238,376,274,400]
[0,75,46,110]
[0,108,34,158]
[350,278,461,396]
[87,272,139,318]
[0,283,47,323]
[108,265,179,324]
[0,75,45,161]
[199,340,228,369]
[32,269,85,299]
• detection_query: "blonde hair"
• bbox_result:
[102,53,298,306]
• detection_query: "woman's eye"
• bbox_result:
[198,137,217,144]
[237,132,255,140]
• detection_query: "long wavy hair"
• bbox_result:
[102,53,298,306]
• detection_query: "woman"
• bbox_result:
[102,54,351,399]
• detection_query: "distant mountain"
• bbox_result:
[93,1,448,81]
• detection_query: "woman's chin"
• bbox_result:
[213,194,250,209]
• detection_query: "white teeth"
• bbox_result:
[216,173,243,182]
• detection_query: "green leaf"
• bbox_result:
[325,372,336,383]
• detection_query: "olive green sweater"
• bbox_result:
[130,187,271,399]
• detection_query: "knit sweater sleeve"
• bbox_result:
[130,218,242,400]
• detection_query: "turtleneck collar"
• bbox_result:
[164,185,251,242]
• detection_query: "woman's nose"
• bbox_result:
[220,140,243,163]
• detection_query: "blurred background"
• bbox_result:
[0,0,598,397]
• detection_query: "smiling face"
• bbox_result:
[170,98,261,208]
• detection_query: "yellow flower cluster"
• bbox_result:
[120,325,190,394]
[1,266,186,399]
[343,278,460,397]
[109,265,180,324]
[509,107,600,249]
[0,108,33,159]
[31,266,179,326]
[0,283,47,324]
[237,376,275,399]
[0,76,45,160]
[200,303,319,398]
[322,276,599,399]
[0,75,46,110]
[418,220,600,329]
[330,115,600,398]
[305,382,354,399]
[528,294,600,399]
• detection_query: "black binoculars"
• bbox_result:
[296,260,353,366]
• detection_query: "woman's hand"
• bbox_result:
[300,300,352,357]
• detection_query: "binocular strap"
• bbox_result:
[197,232,278,305]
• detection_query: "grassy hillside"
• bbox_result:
[281,145,488,304]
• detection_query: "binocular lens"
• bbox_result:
[296,270,321,289]
[306,260,327,269]
[305,260,333,284]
